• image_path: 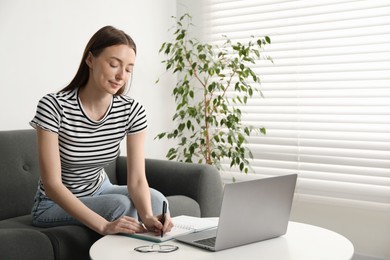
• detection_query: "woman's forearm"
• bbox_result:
[127,177,153,221]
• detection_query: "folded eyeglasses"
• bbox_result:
[134,244,179,253]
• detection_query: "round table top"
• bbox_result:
[90,221,354,260]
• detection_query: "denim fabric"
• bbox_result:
[31,175,167,227]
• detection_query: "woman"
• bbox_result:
[30,25,173,236]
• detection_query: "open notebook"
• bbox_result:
[127,215,218,242]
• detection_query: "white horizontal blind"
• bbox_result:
[202,0,390,206]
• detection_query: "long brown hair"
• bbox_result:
[61,26,136,95]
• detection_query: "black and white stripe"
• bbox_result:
[30,88,147,197]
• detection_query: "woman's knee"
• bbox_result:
[91,194,132,221]
[149,188,168,215]
[111,194,133,219]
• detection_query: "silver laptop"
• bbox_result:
[175,174,297,251]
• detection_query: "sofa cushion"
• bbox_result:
[42,226,101,260]
[0,215,35,229]
[0,130,41,220]
[0,228,54,260]
[0,215,101,260]
[167,195,201,217]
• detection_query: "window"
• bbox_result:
[202,0,390,208]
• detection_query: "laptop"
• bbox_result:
[175,173,297,251]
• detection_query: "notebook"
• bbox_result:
[175,174,297,251]
[128,215,218,242]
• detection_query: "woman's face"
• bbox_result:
[86,44,135,95]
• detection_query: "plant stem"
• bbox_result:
[204,91,211,164]
[181,39,213,164]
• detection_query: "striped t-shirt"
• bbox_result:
[30,88,147,197]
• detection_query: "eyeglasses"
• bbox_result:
[134,244,179,253]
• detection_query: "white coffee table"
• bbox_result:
[90,221,354,260]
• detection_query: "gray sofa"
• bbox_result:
[0,129,223,260]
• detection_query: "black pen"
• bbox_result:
[161,201,167,237]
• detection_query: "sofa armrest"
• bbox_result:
[0,229,54,260]
[116,157,223,217]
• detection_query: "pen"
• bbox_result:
[161,201,167,237]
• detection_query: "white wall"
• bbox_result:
[0,0,177,159]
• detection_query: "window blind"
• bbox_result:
[202,0,390,207]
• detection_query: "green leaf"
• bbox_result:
[165,43,172,54]
[228,135,233,145]
[176,30,186,40]
[248,150,254,159]
[230,160,235,168]
[208,82,215,92]
[155,133,166,139]
[238,134,245,144]
[240,162,244,171]
[199,54,206,60]
[168,154,177,160]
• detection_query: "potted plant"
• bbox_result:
[155,14,272,173]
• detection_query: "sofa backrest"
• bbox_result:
[0,129,40,220]
[0,129,118,220]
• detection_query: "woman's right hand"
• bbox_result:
[103,216,147,235]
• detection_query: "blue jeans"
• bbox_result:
[31,175,167,227]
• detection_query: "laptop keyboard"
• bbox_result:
[194,237,216,247]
